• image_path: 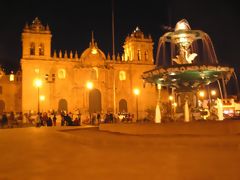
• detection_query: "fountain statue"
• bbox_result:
[142,19,235,122]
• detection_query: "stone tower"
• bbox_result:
[123,27,154,64]
[21,17,52,113]
[21,17,52,59]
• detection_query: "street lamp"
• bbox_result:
[34,79,42,114]
[86,81,93,90]
[133,88,140,122]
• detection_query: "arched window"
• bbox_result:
[137,49,141,61]
[58,69,66,79]
[30,42,35,55]
[119,99,128,112]
[145,51,149,61]
[119,71,126,81]
[39,43,44,56]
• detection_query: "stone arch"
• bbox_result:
[0,100,5,113]
[58,99,68,114]
[89,89,101,113]
[119,99,128,113]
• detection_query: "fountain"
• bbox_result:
[142,19,235,122]
[155,84,162,123]
[216,98,224,120]
[155,103,161,123]
[184,99,190,122]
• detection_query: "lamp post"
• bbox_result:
[39,95,45,112]
[34,79,42,114]
[133,88,140,122]
[86,81,94,122]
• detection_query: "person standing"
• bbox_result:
[53,114,57,126]
[1,113,8,128]
[97,113,101,125]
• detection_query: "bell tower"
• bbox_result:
[21,17,52,59]
[123,27,154,64]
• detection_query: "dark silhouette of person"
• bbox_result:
[97,113,101,125]
[1,113,8,127]
[53,114,57,126]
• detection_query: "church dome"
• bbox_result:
[80,33,106,62]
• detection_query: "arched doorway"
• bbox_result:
[58,99,68,114]
[89,89,101,113]
[0,100,5,113]
[119,99,128,112]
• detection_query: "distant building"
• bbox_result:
[0,69,22,113]
[15,17,158,120]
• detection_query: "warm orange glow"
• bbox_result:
[34,79,42,87]
[211,90,216,96]
[133,88,140,95]
[40,95,45,101]
[119,71,126,81]
[86,81,93,90]
[91,48,98,55]
[9,74,14,81]
[169,95,173,101]
[199,91,205,98]
[175,19,191,31]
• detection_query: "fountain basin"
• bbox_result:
[142,64,233,91]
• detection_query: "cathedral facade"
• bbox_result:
[5,17,158,120]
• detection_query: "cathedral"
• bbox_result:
[0,17,159,120]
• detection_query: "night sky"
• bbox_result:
[0,0,239,73]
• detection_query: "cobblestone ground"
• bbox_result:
[0,126,240,180]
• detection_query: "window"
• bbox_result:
[30,43,35,55]
[58,69,66,79]
[0,86,2,94]
[39,43,44,56]
[137,49,141,61]
[119,71,126,81]
[45,74,49,81]
[145,51,149,61]
[52,74,56,81]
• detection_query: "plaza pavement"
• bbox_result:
[0,125,240,180]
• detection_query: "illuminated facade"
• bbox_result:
[0,69,22,113]
[20,18,157,120]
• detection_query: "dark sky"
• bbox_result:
[0,0,239,73]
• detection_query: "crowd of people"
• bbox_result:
[0,111,137,128]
